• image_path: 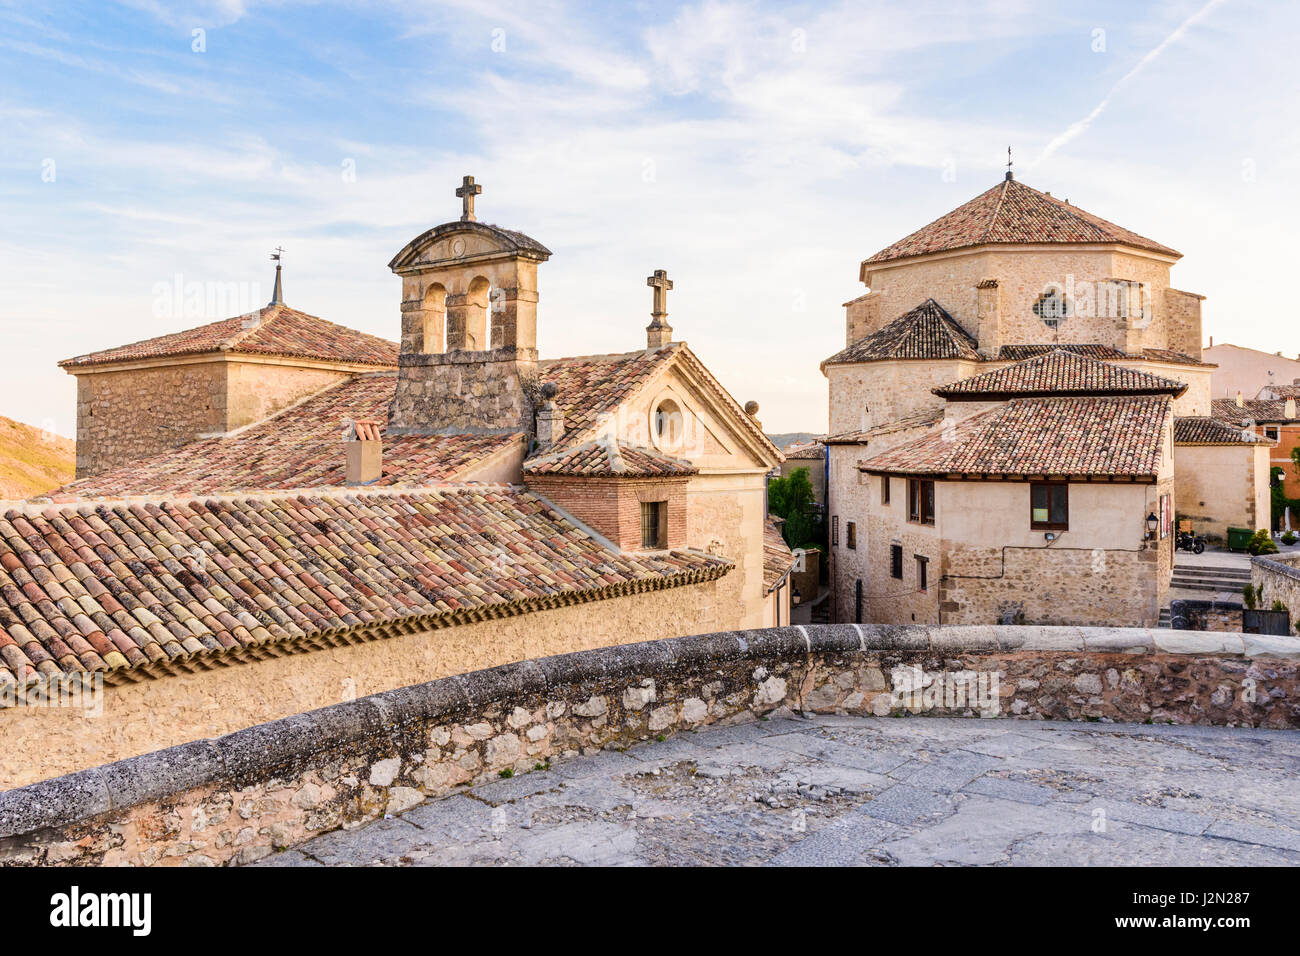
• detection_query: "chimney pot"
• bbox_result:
[535,385,566,447]
[345,418,383,484]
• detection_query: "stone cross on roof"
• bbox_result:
[645,269,674,349]
[455,175,482,222]
[647,269,673,318]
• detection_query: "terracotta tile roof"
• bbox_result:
[783,442,825,460]
[538,345,682,448]
[1260,384,1300,400]
[998,344,1125,361]
[1174,417,1273,445]
[0,487,730,686]
[822,299,980,367]
[59,305,399,369]
[934,350,1187,399]
[997,344,1209,367]
[860,396,1171,480]
[42,374,522,501]
[825,411,944,446]
[1211,398,1295,426]
[864,177,1180,265]
[763,516,797,594]
[523,440,697,478]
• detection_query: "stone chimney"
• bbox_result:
[646,269,674,349]
[534,383,565,447]
[1287,398,1297,420]
[975,279,1001,359]
[345,419,383,484]
[1236,390,1245,408]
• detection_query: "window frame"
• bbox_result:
[831,515,839,546]
[881,475,891,505]
[846,521,857,550]
[1029,481,1070,532]
[907,478,935,526]
[890,544,903,580]
[640,500,667,549]
[915,554,928,592]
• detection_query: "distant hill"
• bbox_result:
[767,431,822,450]
[0,417,75,499]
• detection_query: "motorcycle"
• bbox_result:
[1175,529,1205,554]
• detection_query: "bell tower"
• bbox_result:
[387,175,552,435]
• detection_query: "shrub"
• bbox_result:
[1247,529,1279,556]
[1282,530,1298,546]
[1243,583,1258,610]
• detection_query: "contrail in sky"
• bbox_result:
[1034,0,1228,166]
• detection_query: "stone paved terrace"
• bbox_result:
[256,714,1300,867]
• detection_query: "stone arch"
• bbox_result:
[463,275,491,351]
[421,283,446,353]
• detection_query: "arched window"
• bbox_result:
[463,276,490,350]
[653,399,684,451]
[421,283,446,354]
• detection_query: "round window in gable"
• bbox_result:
[653,399,684,451]
[1032,288,1072,329]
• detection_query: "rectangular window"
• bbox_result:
[890,544,903,579]
[1266,427,1280,441]
[1030,482,1069,531]
[832,515,839,546]
[881,476,891,505]
[846,521,857,550]
[907,478,935,526]
[915,555,928,592]
[640,501,666,549]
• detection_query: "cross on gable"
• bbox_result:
[455,175,482,221]
[647,269,673,317]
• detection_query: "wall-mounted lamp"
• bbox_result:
[1146,512,1159,540]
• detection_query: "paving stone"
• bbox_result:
[253,849,322,867]
[1204,819,1300,852]
[756,732,912,774]
[858,784,957,826]
[767,815,905,866]
[962,775,1057,805]
[900,751,1004,792]
[293,816,424,865]
[1074,799,1215,836]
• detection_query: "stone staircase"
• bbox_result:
[1158,606,1171,628]
[1169,563,1252,595]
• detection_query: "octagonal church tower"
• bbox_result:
[387,175,552,436]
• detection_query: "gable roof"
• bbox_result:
[0,487,729,687]
[933,349,1187,400]
[539,343,781,464]
[1260,384,1300,400]
[1211,398,1295,426]
[996,343,1209,367]
[59,304,399,370]
[40,373,521,502]
[860,396,1171,480]
[1174,417,1273,446]
[863,177,1180,267]
[387,220,551,272]
[782,442,825,460]
[523,440,698,478]
[822,299,980,367]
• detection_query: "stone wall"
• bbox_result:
[1253,554,1300,633]
[388,348,538,436]
[0,575,732,791]
[73,363,228,477]
[3,623,1297,867]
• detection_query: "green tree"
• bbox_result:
[768,467,821,549]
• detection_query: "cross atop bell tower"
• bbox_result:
[455,175,482,222]
[646,268,674,349]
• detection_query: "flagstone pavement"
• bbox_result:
[254,715,1300,866]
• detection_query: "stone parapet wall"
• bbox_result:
[1253,554,1300,633]
[3,623,1298,867]
[388,347,538,435]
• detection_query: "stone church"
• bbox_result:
[823,172,1272,628]
[0,178,791,788]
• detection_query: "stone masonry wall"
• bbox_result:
[0,576,731,791]
[2,624,1297,867]
[73,363,227,477]
[388,348,537,435]
[1253,554,1300,634]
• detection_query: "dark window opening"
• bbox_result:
[846,521,857,550]
[640,500,667,549]
[890,544,903,579]
[1030,482,1069,531]
[854,579,863,624]
[831,515,839,546]
[915,555,929,592]
[907,479,935,526]
[881,476,891,505]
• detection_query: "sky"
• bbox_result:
[1,0,1297,439]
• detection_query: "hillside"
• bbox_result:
[0,416,75,499]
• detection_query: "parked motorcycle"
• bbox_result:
[1175,529,1206,554]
